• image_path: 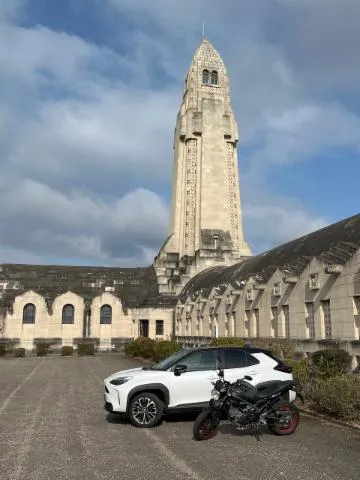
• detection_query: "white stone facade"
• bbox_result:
[1,37,360,370]
[155,38,251,295]
[175,247,360,366]
[0,290,174,350]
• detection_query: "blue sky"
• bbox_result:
[0,0,359,266]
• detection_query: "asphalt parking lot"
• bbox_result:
[0,354,359,480]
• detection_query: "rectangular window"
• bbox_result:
[139,319,149,337]
[156,320,164,336]
[305,302,315,338]
[224,349,247,369]
[354,296,360,315]
[283,305,290,338]
[253,309,260,337]
[245,309,251,337]
[354,296,360,339]
[321,299,332,338]
[271,306,278,338]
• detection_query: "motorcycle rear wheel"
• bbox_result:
[193,408,220,441]
[268,400,300,436]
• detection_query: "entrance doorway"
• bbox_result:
[139,319,149,337]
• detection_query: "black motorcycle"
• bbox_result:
[193,364,304,441]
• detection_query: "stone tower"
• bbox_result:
[154,38,252,294]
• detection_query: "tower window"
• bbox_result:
[202,69,219,86]
[211,71,218,85]
[202,69,210,84]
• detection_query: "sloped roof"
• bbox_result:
[0,264,177,310]
[179,213,360,302]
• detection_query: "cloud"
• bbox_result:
[0,175,169,265]
[243,201,329,254]
[0,0,358,267]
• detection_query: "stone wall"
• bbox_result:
[0,290,174,350]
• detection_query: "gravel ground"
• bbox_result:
[0,354,359,480]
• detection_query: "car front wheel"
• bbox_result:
[128,392,164,428]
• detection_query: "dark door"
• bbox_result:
[139,319,149,337]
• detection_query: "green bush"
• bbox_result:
[310,375,360,421]
[36,343,50,357]
[13,348,25,358]
[310,349,351,378]
[251,338,297,358]
[124,337,156,359]
[284,357,310,391]
[0,345,6,356]
[77,343,95,356]
[210,337,246,347]
[61,346,74,356]
[153,340,181,361]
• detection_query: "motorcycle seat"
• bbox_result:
[256,380,295,399]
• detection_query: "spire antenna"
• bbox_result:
[202,21,205,38]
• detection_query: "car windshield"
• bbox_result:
[151,349,189,371]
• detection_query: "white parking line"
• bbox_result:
[0,358,45,416]
[143,429,205,480]
[90,362,205,480]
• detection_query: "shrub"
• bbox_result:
[0,345,6,356]
[284,357,310,392]
[125,337,156,359]
[310,349,352,378]
[13,348,25,358]
[251,339,297,358]
[153,340,181,361]
[61,346,74,356]
[210,337,246,347]
[36,342,50,357]
[310,375,360,421]
[77,343,95,356]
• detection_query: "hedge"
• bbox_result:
[35,342,51,357]
[61,346,74,356]
[77,343,95,356]
[125,338,181,362]
[310,349,352,378]
[210,337,297,358]
[309,375,360,421]
[13,348,25,358]
[286,349,360,421]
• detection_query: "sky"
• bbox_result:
[0,0,359,267]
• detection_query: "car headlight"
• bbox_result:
[109,376,133,386]
[211,388,220,400]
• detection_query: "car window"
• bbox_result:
[224,349,247,369]
[246,352,260,366]
[179,350,218,372]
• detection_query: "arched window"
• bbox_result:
[62,304,75,324]
[100,305,112,325]
[23,303,36,324]
[211,70,218,85]
[202,69,210,84]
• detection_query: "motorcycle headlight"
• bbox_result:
[211,388,220,400]
[109,376,133,386]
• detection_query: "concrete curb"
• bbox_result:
[298,405,360,431]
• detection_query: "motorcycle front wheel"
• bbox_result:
[193,408,220,441]
[268,400,300,436]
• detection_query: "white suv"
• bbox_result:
[104,346,295,428]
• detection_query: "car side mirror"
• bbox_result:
[244,375,253,381]
[174,364,187,376]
